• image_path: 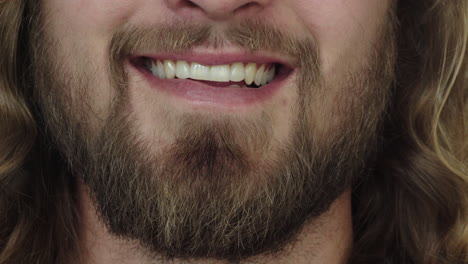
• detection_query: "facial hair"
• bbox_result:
[30,17,396,262]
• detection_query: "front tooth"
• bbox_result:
[175,60,190,79]
[230,63,245,82]
[157,60,165,79]
[209,64,231,82]
[244,63,257,85]
[254,64,265,86]
[190,62,211,81]
[164,60,176,79]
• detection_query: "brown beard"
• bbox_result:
[30,17,396,262]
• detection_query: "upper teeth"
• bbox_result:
[147,59,276,86]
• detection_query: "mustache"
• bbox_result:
[109,20,319,66]
[108,20,320,98]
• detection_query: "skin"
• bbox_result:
[39,0,391,263]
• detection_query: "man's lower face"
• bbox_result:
[32,18,395,261]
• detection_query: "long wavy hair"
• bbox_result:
[0,0,467,263]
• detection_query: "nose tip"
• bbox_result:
[169,0,271,20]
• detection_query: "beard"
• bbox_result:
[30,17,396,262]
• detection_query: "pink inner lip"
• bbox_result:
[129,56,295,108]
[192,80,247,87]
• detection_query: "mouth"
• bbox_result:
[130,54,295,108]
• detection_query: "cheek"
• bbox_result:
[292,0,391,74]
[289,0,393,137]
[43,0,141,37]
[40,0,143,122]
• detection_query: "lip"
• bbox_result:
[129,52,296,109]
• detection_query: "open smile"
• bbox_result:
[130,53,295,108]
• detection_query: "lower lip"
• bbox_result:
[131,62,292,108]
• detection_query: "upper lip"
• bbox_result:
[132,50,296,68]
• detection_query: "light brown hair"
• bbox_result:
[0,0,467,263]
